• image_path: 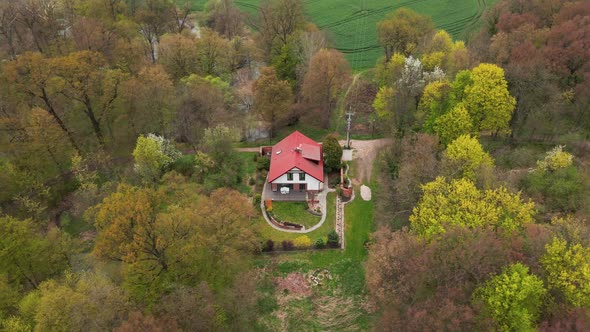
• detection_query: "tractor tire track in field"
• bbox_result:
[234,1,259,11]
[315,0,490,55]
[318,0,431,30]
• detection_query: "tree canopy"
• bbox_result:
[410,177,535,239]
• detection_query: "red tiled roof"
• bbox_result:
[268,131,324,183]
[300,143,321,161]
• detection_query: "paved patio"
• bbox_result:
[262,182,309,201]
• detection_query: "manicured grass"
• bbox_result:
[271,201,321,229]
[256,192,336,243]
[343,189,374,260]
[189,0,497,70]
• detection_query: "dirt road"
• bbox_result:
[339,138,392,183]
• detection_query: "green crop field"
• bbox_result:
[189,0,497,70]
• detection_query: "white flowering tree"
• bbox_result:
[397,56,425,99]
[536,145,573,172]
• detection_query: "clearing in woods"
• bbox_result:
[188,0,497,70]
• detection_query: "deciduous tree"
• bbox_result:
[0,216,73,289]
[377,8,434,59]
[442,134,494,181]
[418,80,452,131]
[135,0,176,62]
[158,33,199,81]
[33,272,128,332]
[473,263,546,332]
[542,237,590,307]
[205,0,244,39]
[91,184,189,276]
[463,63,516,134]
[253,67,293,138]
[196,28,231,76]
[410,177,535,239]
[433,105,474,146]
[3,52,81,152]
[50,51,123,147]
[132,134,180,183]
[256,0,305,56]
[302,49,350,128]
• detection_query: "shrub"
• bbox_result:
[323,135,343,173]
[281,240,294,251]
[256,157,271,171]
[170,154,196,177]
[315,238,325,249]
[293,235,312,249]
[253,194,262,208]
[327,230,339,248]
[536,145,573,172]
[522,166,583,212]
[248,177,256,186]
[263,239,275,252]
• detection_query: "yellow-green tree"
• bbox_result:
[541,237,590,307]
[418,80,452,131]
[433,105,473,146]
[442,135,494,180]
[421,51,445,71]
[372,86,396,120]
[463,63,516,134]
[375,53,406,87]
[473,263,546,332]
[410,177,535,239]
[0,216,74,289]
[33,272,128,332]
[132,134,180,183]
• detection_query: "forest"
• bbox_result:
[0,0,589,331]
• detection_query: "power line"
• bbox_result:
[345,0,367,148]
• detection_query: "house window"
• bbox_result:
[299,173,305,181]
[287,173,293,181]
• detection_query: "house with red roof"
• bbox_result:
[266,131,324,199]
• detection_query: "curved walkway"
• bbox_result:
[260,175,335,233]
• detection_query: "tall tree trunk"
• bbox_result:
[83,97,104,147]
[40,89,82,154]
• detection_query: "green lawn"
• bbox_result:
[237,152,258,194]
[343,189,374,260]
[189,0,497,70]
[271,201,321,229]
[256,192,336,243]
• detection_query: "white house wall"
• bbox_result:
[271,168,323,191]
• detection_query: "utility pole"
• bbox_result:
[345,107,354,149]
